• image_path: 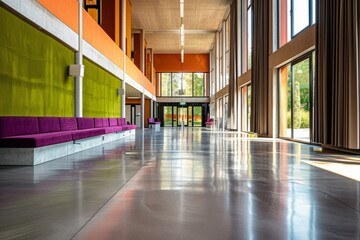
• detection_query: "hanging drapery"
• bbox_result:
[250,0,269,136]
[314,0,360,150]
[227,0,238,130]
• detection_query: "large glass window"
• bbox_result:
[278,0,316,47]
[194,73,205,96]
[172,73,181,96]
[160,73,205,97]
[219,30,224,90]
[183,73,193,97]
[161,73,171,96]
[279,54,313,142]
[247,0,252,69]
[225,17,230,86]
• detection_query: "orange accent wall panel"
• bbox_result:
[126,0,132,58]
[126,57,156,96]
[37,0,123,70]
[154,54,209,73]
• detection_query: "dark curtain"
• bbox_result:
[315,0,360,149]
[250,0,269,136]
[227,0,238,130]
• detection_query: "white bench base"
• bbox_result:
[149,124,160,130]
[0,129,136,166]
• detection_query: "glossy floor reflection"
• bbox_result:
[1,128,360,240]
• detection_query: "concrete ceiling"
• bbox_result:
[131,0,229,54]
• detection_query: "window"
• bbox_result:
[172,73,182,96]
[225,17,230,86]
[159,73,205,97]
[161,73,171,96]
[210,47,215,95]
[183,73,193,97]
[194,73,205,96]
[278,0,316,47]
[247,0,252,69]
[219,30,224,90]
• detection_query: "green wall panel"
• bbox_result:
[83,58,122,117]
[0,7,75,116]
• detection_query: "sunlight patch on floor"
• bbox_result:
[302,160,360,182]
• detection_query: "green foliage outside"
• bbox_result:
[286,59,310,129]
[160,73,204,97]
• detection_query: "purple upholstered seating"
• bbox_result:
[94,118,103,128]
[60,117,78,131]
[60,117,104,141]
[119,118,136,130]
[72,118,104,140]
[0,117,72,148]
[102,118,110,127]
[94,118,122,134]
[0,116,39,138]
[106,118,123,133]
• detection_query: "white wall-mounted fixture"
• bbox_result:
[69,64,85,77]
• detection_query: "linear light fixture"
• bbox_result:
[181,48,184,63]
[180,0,184,18]
[180,0,184,63]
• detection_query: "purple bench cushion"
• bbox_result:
[127,125,137,130]
[60,117,78,131]
[0,117,39,138]
[118,118,126,126]
[77,118,95,130]
[102,118,110,127]
[38,117,60,133]
[109,118,118,127]
[71,128,105,141]
[0,132,73,148]
[100,126,123,134]
[94,118,103,128]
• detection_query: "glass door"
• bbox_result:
[177,107,188,126]
[241,84,251,132]
[193,106,202,127]
[164,106,173,126]
[188,106,193,127]
[279,54,312,142]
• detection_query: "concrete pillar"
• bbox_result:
[75,0,83,117]
[150,99,154,118]
[121,0,126,118]
[141,92,145,129]
[140,29,145,74]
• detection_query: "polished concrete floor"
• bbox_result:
[0,128,360,240]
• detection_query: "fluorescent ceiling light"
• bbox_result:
[127,96,140,99]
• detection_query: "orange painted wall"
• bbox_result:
[37,0,123,70]
[37,0,156,97]
[154,54,209,73]
[126,0,132,58]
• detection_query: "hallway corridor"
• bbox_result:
[1,128,360,240]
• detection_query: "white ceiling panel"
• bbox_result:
[132,0,229,54]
